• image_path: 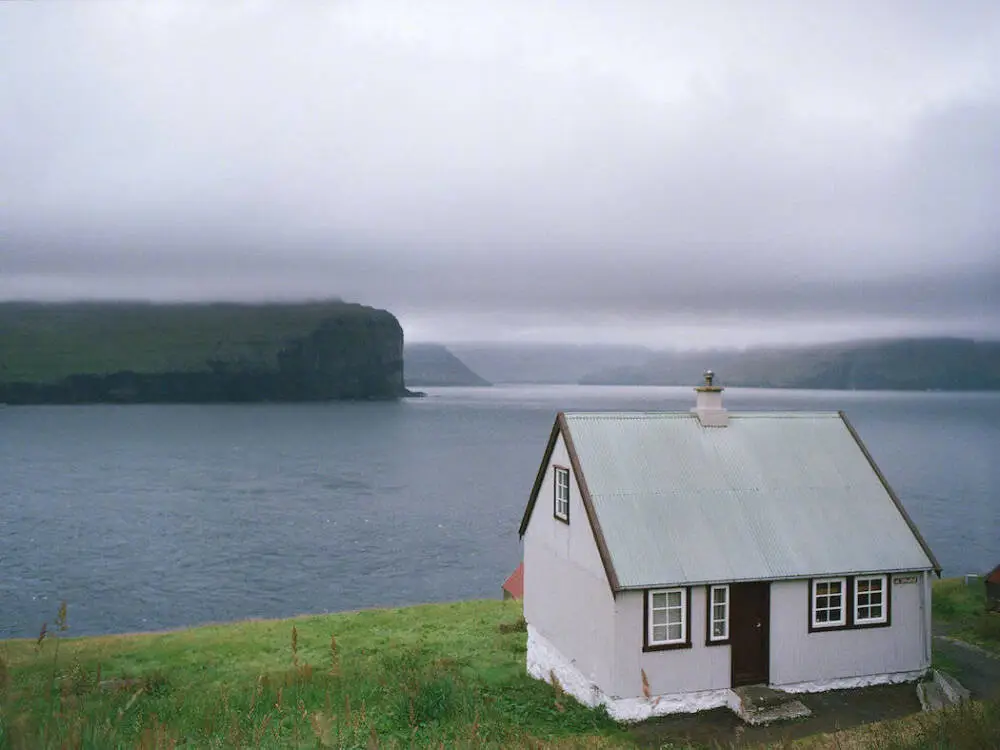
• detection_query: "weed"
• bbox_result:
[2,600,623,748]
[499,616,528,634]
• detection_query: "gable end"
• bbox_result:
[838,410,942,575]
[519,412,622,592]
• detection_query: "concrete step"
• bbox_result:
[918,670,971,712]
[732,685,812,726]
[933,669,971,705]
[917,679,949,712]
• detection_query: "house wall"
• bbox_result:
[610,588,731,699]
[523,433,617,693]
[769,571,932,687]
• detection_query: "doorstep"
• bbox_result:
[732,684,812,725]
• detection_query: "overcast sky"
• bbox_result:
[2,1,998,347]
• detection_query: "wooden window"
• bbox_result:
[646,588,689,649]
[811,578,847,629]
[553,467,570,522]
[809,575,892,632]
[854,575,888,625]
[708,585,729,643]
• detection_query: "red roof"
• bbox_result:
[502,562,524,600]
[986,564,1000,585]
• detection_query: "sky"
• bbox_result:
[2,1,999,347]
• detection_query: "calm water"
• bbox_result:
[2,386,998,638]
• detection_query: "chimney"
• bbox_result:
[692,370,729,427]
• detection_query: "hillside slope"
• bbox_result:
[404,343,491,386]
[449,343,651,384]
[580,338,1000,390]
[0,301,408,403]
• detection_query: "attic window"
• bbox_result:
[553,466,570,523]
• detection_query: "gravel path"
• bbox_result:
[932,635,1000,700]
[627,637,1000,748]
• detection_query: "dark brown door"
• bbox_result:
[730,582,770,687]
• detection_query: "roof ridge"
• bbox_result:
[562,411,843,419]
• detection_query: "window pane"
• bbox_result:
[667,591,682,607]
[652,625,667,642]
[816,610,828,623]
[714,588,727,603]
[857,579,870,594]
[652,593,666,608]
[713,621,725,637]
[829,594,841,608]
[871,605,882,619]
[817,582,829,596]
[713,604,725,619]
[668,624,682,641]
[652,610,667,626]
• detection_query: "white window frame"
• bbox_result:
[553,467,570,522]
[811,577,847,629]
[708,585,730,642]
[854,574,888,625]
[647,588,687,647]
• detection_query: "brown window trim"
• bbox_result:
[808,574,893,634]
[643,587,693,652]
[705,584,731,646]
[552,465,570,524]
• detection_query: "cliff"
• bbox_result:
[0,301,409,403]
[404,344,491,386]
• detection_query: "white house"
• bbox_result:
[518,373,940,722]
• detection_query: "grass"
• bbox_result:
[3,581,999,748]
[0,600,624,749]
[0,301,394,383]
[931,577,1000,655]
[794,698,1000,749]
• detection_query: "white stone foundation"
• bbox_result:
[526,625,927,724]
[526,625,736,723]
[774,669,928,694]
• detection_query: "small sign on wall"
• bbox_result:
[893,575,919,585]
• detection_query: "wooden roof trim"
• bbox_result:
[559,412,622,593]
[839,410,942,576]
[518,413,622,594]
[518,417,562,537]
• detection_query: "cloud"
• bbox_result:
[1,1,998,344]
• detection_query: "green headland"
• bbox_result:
[0,301,409,404]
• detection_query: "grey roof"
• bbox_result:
[560,411,936,589]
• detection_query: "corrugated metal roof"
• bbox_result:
[564,411,935,589]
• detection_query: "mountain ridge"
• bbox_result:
[579,337,1000,391]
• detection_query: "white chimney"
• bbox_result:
[692,370,729,427]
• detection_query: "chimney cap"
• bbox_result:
[695,369,724,392]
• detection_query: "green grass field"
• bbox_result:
[931,577,1000,654]
[0,301,390,383]
[0,600,623,749]
[3,583,999,749]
